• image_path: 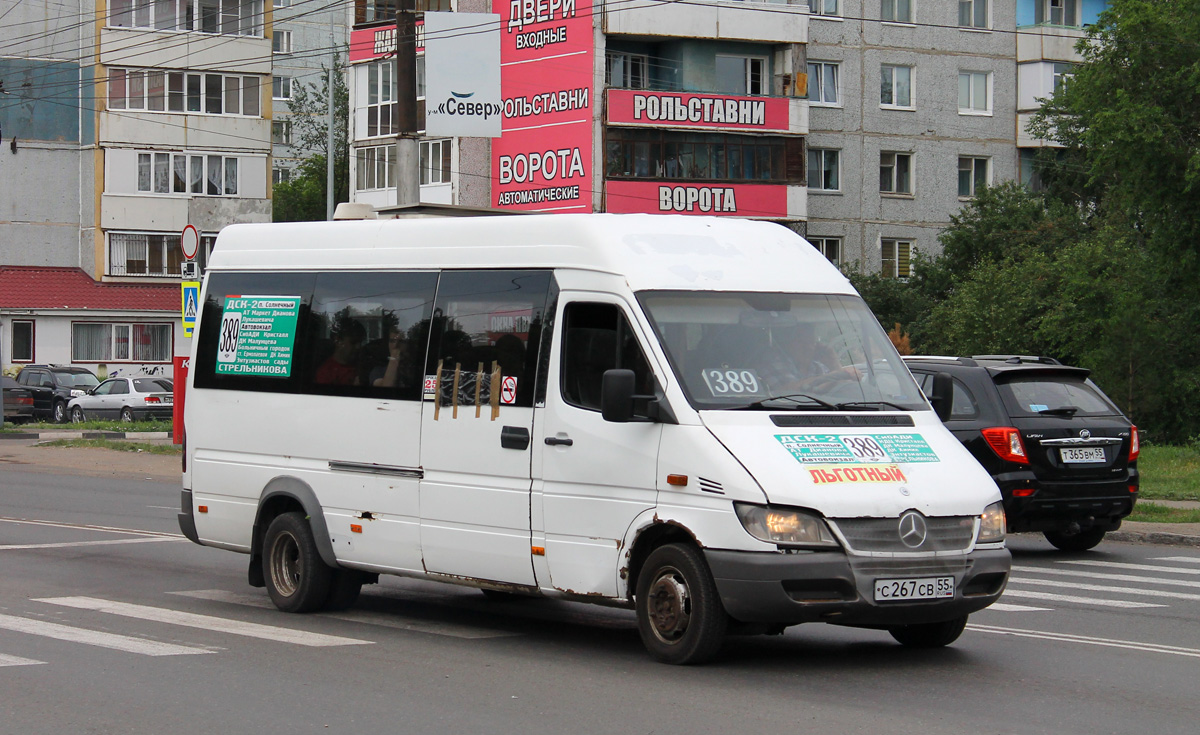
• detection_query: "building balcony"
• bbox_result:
[604,180,805,220]
[602,0,807,44]
[1016,23,1089,63]
[606,88,807,135]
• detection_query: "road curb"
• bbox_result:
[0,431,172,441]
[1107,530,1200,548]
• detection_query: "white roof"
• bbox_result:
[210,214,856,295]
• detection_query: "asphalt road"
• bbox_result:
[1,451,1199,735]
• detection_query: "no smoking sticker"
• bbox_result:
[500,376,518,405]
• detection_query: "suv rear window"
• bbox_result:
[996,376,1117,418]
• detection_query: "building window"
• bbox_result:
[108,232,184,277]
[1052,62,1074,94]
[880,152,912,194]
[136,151,238,196]
[11,320,34,362]
[72,323,172,362]
[807,0,840,16]
[109,68,260,117]
[806,61,839,105]
[715,56,767,96]
[110,0,264,35]
[273,167,292,184]
[1036,0,1079,26]
[958,156,990,197]
[272,76,292,100]
[274,0,289,6]
[809,237,841,266]
[881,239,912,279]
[958,0,988,29]
[606,52,649,89]
[881,0,911,22]
[808,148,840,191]
[272,30,292,54]
[272,120,292,145]
[880,65,913,108]
[420,139,451,185]
[958,71,991,114]
[605,129,795,183]
[356,145,394,190]
[365,60,398,138]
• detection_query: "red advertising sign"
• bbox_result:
[605,180,790,219]
[349,21,424,63]
[492,0,594,212]
[607,90,793,133]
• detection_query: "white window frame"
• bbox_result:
[273,166,292,185]
[11,319,34,362]
[808,148,840,192]
[809,237,842,266]
[881,0,912,23]
[272,75,292,100]
[420,139,452,185]
[272,30,292,54]
[107,232,185,278]
[364,60,397,138]
[108,68,261,118]
[136,151,240,196]
[880,64,914,109]
[880,151,913,195]
[109,0,264,36]
[1052,62,1073,94]
[958,156,990,198]
[1037,0,1080,27]
[881,239,913,279]
[272,120,292,145]
[71,321,173,363]
[715,55,768,96]
[605,52,649,89]
[958,0,989,29]
[958,71,991,115]
[807,0,840,17]
[806,61,840,106]
[356,145,394,191]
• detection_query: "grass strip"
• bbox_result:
[1128,502,1200,524]
[37,439,181,455]
[1137,445,1200,501]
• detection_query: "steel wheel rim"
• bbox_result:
[269,531,302,598]
[121,409,133,422]
[646,565,691,644]
[54,404,65,422]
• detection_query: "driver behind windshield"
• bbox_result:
[757,322,856,396]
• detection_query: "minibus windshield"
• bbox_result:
[639,292,928,411]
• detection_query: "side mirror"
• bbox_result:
[930,372,954,422]
[601,369,636,423]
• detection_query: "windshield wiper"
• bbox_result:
[836,400,910,412]
[737,393,840,411]
[1039,406,1080,416]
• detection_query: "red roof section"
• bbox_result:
[0,267,177,311]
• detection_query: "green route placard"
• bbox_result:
[215,295,301,377]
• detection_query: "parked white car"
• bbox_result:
[68,376,174,422]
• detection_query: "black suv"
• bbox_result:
[904,355,1139,551]
[15,365,100,423]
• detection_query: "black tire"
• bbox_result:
[635,543,727,665]
[120,407,134,423]
[889,615,969,648]
[71,406,85,423]
[262,512,333,613]
[52,401,67,424]
[323,570,364,611]
[1044,527,1107,552]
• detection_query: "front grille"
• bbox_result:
[831,516,976,553]
[851,558,971,577]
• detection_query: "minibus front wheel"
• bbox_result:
[635,543,727,665]
[263,512,332,613]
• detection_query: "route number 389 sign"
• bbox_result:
[701,368,765,397]
[215,295,302,377]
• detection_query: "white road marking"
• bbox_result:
[968,623,1200,659]
[0,538,182,551]
[999,589,1165,608]
[1012,565,1200,590]
[0,516,182,539]
[169,589,519,640]
[984,602,1053,612]
[145,506,176,511]
[1012,577,1200,602]
[1151,556,1200,565]
[1060,560,1200,576]
[0,653,47,667]
[34,597,372,648]
[0,614,211,656]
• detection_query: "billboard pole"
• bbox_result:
[395,0,420,207]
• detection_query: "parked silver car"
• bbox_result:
[68,377,174,422]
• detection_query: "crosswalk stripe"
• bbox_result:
[984,602,1053,612]
[169,589,520,640]
[1151,556,1200,565]
[0,538,182,551]
[0,653,47,667]
[1011,577,1200,602]
[1060,560,1200,576]
[999,589,1165,608]
[0,614,211,656]
[33,597,372,648]
[967,624,1200,659]
[1012,565,1200,590]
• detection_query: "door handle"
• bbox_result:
[544,435,573,447]
[500,426,531,450]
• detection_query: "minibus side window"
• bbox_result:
[561,302,654,411]
[426,270,553,409]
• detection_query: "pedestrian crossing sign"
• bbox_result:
[182,281,200,337]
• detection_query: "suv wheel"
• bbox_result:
[52,401,67,424]
[1044,527,1107,552]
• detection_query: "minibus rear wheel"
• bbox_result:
[263,512,332,613]
[635,543,727,665]
[888,615,968,648]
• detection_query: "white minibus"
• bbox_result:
[179,214,1010,664]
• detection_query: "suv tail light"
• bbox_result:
[1129,425,1139,462]
[982,427,1028,464]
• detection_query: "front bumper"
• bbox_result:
[706,547,1010,626]
[132,405,174,420]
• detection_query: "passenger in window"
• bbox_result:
[758,323,852,395]
[370,326,412,388]
[316,318,366,385]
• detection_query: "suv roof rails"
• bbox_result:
[902,355,979,367]
[971,355,1062,366]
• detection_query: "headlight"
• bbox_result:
[70,389,86,397]
[734,503,839,548]
[978,501,1006,544]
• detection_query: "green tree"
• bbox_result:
[273,53,350,222]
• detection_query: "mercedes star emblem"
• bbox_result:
[898,511,928,549]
